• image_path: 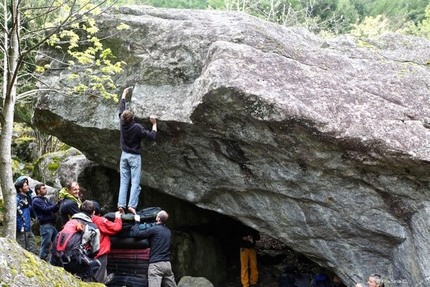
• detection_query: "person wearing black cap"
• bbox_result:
[91,201,122,283]
[33,183,60,262]
[15,177,38,255]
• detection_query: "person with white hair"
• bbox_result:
[355,273,384,287]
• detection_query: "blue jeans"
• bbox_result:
[118,151,142,209]
[39,223,58,262]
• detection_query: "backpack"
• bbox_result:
[53,219,98,277]
[137,206,162,222]
[104,206,162,223]
[312,273,333,287]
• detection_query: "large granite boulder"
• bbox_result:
[33,6,430,286]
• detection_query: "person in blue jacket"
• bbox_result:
[33,183,60,262]
[117,86,157,215]
[15,177,38,255]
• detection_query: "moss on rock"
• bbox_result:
[0,238,105,287]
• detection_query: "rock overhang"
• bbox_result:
[33,5,430,285]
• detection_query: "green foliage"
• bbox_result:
[14,102,34,124]
[143,0,209,9]
[336,0,360,31]
[366,0,428,22]
[207,0,224,9]
[3,0,425,41]
[36,1,129,100]
[349,3,430,39]
[350,14,390,38]
[416,4,430,38]
[11,123,37,177]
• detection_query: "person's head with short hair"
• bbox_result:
[121,110,134,124]
[66,181,80,198]
[15,178,29,194]
[16,176,29,185]
[79,186,86,200]
[156,210,169,223]
[92,200,101,216]
[368,274,384,287]
[80,200,95,215]
[35,183,47,196]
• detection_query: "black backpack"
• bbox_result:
[52,219,98,277]
[312,273,333,287]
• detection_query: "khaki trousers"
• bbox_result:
[240,248,258,287]
[148,261,177,287]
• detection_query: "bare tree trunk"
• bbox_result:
[0,0,117,238]
[0,0,19,239]
[0,0,7,203]
[1,0,6,109]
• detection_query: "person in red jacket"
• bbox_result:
[91,201,122,283]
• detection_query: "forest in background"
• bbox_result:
[108,0,430,37]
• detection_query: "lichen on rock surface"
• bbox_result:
[0,238,104,287]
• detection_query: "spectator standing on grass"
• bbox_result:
[33,183,60,262]
[117,86,157,215]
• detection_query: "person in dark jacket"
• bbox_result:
[15,177,38,255]
[117,86,157,215]
[33,183,60,262]
[133,210,176,287]
[59,181,82,227]
[239,227,260,287]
